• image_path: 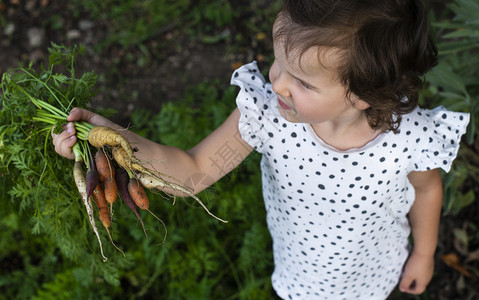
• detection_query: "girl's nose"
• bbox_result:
[269,61,291,98]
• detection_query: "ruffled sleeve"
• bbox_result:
[231,61,280,153]
[411,106,469,173]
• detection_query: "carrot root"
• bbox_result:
[95,149,115,181]
[112,146,181,185]
[73,161,108,262]
[104,226,126,257]
[103,179,118,207]
[127,177,168,244]
[128,178,149,210]
[86,169,100,199]
[147,209,168,245]
[112,146,151,176]
[115,167,148,238]
[92,184,125,256]
[137,172,227,223]
[88,126,136,159]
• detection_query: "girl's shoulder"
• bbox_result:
[231,61,281,152]
[399,106,469,172]
[403,106,468,125]
[400,106,469,138]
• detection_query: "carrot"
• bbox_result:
[88,126,135,159]
[111,146,150,175]
[115,167,148,238]
[128,177,167,244]
[86,165,99,199]
[103,179,118,207]
[112,146,195,196]
[128,178,149,210]
[137,172,227,223]
[106,134,227,224]
[92,184,125,256]
[73,160,107,262]
[91,184,109,228]
[111,146,180,185]
[95,149,115,181]
[84,145,99,199]
[95,150,117,206]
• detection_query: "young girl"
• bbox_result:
[53,0,470,299]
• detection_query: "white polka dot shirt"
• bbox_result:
[232,62,470,300]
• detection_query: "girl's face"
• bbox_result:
[269,19,369,127]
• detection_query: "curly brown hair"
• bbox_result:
[274,0,438,132]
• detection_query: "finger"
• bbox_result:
[56,135,77,160]
[52,133,76,159]
[400,278,426,295]
[67,107,96,123]
[407,280,427,295]
[51,123,77,159]
[67,107,118,128]
[399,275,416,293]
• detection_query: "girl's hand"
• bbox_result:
[51,107,121,159]
[399,251,435,295]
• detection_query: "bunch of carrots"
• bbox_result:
[35,98,227,262]
[2,45,226,262]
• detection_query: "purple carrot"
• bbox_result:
[115,167,148,238]
[86,153,100,199]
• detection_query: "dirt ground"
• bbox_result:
[1,0,478,299]
[0,0,247,126]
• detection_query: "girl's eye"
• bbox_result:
[299,80,311,89]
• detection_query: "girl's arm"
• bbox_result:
[399,169,443,295]
[52,107,254,195]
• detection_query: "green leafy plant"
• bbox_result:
[0,43,95,231]
[423,2,479,294]
[424,0,479,216]
[0,44,136,298]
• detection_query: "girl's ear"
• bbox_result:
[349,93,370,111]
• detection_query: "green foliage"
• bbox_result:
[425,0,479,215]
[0,43,93,238]
[442,166,475,215]
[185,0,235,44]
[68,0,238,49]
[0,45,131,299]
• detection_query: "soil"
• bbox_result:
[1,1,478,299]
[0,0,268,126]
